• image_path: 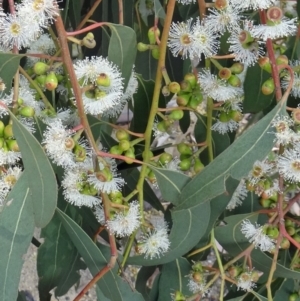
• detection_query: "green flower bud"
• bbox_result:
[259,198,272,208]
[19,106,35,117]
[0,137,4,149]
[95,89,107,99]
[0,120,5,137]
[184,73,197,88]
[219,111,231,123]
[289,293,299,301]
[176,93,191,106]
[177,143,192,156]
[36,75,47,87]
[230,62,244,74]
[116,129,129,141]
[266,226,279,239]
[96,167,113,182]
[194,158,204,174]
[96,73,111,87]
[148,26,160,45]
[6,139,19,152]
[229,110,243,122]
[280,237,290,249]
[228,74,241,87]
[159,152,173,165]
[151,48,160,59]
[33,61,49,75]
[179,158,192,171]
[227,266,242,278]
[4,124,13,138]
[119,139,131,152]
[258,57,272,73]
[45,72,58,91]
[286,226,296,236]
[169,109,184,120]
[82,32,96,48]
[137,42,149,52]
[276,54,288,66]
[74,144,86,162]
[218,67,232,80]
[173,291,186,301]
[124,149,135,164]
[180,80,192,92]
[261,78,275,95]
[168,82,181,94]
[110,145,123,155]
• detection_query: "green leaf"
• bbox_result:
[243,65,275,113]
[273,279,295,301]
[56,208,145,301]
[107,23,137,89]
[158,258,191,301]
[153,0,165,20]
[178,101,286,210]
[215,214,300,279]
[11,114,57,228]
[136,266,157,300]
[128,201,210,266]
[37,195,85,300]
[0,175,35,301]
[0,53,21,92]
[151,166,190,206]
[68,0,82,30]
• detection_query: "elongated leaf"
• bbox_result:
[107,23,137,89]
[215,214,300,279]
[56,208,145,301]
[178,101,286,210]
[158,258,191,301]
[68,0,82,29]
[151,167,190,205]
[128,201,210,266]
[37,196,86,300]
[243,65,275,113]
[273,279,294,301]
[11,114,57,228]
[0,175,34,301]
[0,53,21,92]
[153,0,165,20]
[136,266,157,300]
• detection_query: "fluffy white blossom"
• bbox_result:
[177,0,196,4]
[240,219,275,252]
[74,56,124,115]
[106,201,141,237]
[42,120,77,168]
[250,17,297,41]
[229,0,276,11]
[168,18,195,59]
[282,62,300,98]
[62,168,100,207]
[187,277,207,294]
[226,179,248,210]
[247,160,273,184]
[199,69,242,102]
[0,149,22,166]
[228,21,264,66]
[237,271,257,291]
[271,115,296,145]
[278,148,300,183]
[205,5,242,34]
[211,119,239,134]
[0,166,22,206]
[138,220,170,259]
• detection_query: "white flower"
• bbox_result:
[26,33,56,66]
[211,119,239,134]
[177,0,196,4]
[226,179,248,210]
[138,220,170,259]
[187,277,207,294]
[74,56,124,115]
[271,115,295,145]
[0,149,22,165]
[278,148,300,183]
[198,69,242,102]
[282,71,300,99]
[240,219,275,252]
[229,0,276,11]
[190,18,220,59]
[0,166,22,206]
[247,160,273,184]
[168,18,195,59]
[42,120,77,168]
[62,168,100,208]
[228,21,264,66]
[106,201,141,237]
[0,13,33,49]
[237,271,257,291]
[250,17,297,41]
[94,205,106,224]
[87,157,125,194]
[205,5,242,34]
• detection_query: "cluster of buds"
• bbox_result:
[137,26,161,59]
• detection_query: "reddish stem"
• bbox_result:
[76,0,103,30]
[67,22,106,36]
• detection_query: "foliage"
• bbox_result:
[0,1,299,301]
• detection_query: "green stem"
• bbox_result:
[206,97,214,162]
[210,58,223,70]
